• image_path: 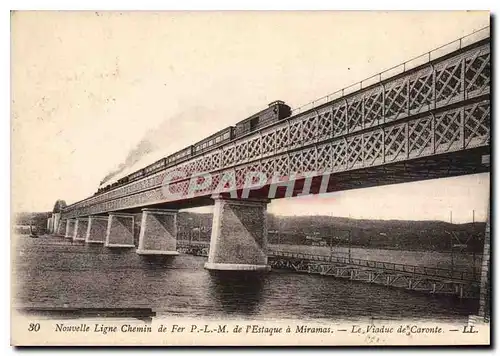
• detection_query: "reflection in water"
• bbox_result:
[106,247,135,255]
[83,243,105,253]
[208,271,266,315]
[139,255,176,270]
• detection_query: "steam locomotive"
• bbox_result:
[96,100,292,195]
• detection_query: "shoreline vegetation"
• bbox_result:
[15,211,485,255]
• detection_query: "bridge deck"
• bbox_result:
[61,30,490,219]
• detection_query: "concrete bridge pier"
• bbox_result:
[85,216,108,244]
[137,208,179,256]
[47,217,52,233]
[56,219,66,236]
[52,213,61,235]
[65,219,76,239]
[105,213,135,248]
[204,197,270,272]
[73,217,89,241]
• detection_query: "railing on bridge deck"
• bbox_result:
[175,240,479,283]
[290,26,490,115]
[268,250,480,282]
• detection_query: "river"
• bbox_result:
[12,235,477,322]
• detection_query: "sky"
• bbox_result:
[11,11,490,223]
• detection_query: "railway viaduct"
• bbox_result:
[47,29,490,318]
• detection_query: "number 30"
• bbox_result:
[28,323,40,332]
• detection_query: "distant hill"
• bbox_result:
[265,215,485,252]
[178,212,485,253]
[13,210,485,253]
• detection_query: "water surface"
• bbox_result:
[13,235,477,322]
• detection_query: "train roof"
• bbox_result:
[98,101,290,190]
[191,126,231,147]
[99,127,228,189]
[98,149,168,189]
[234,100,288,126]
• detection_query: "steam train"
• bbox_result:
[95,100,292,195]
